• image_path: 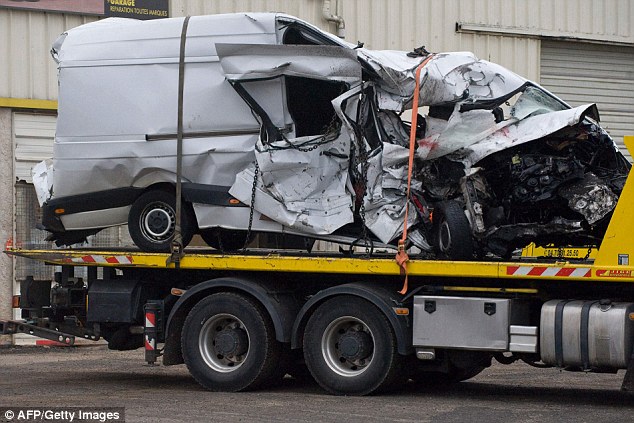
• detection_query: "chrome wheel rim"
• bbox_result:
[140,202,175,242]
[199,313,250,373]
[321,316,374,377]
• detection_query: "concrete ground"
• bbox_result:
[0,345,632,422]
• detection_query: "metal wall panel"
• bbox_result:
[0,9,97,100]
[172,0,633,41]
[2,1,631,101]
[541,40,634,161]
[171,0,542,79]
[456,0,633,42]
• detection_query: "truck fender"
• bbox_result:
[291,283,413,356]
[163,277,300,365]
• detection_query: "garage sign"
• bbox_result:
[0,0,169,20]
[105,0,168,19]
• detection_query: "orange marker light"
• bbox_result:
[171,288,186,296]
[54,208,65,214]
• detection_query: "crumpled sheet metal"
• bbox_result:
[221,43,363,236]
[419,54,526,107]
[229,132,354,235]
[331,83,421,244]
[363,142,420,243]
[356,49,425,98]
[417,108,503,161]
[358,50,527,112]
[51,134,258,199]
[217,43,361,84]
[32,160,54,206]
[450,103,599,168]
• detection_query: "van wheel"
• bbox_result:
[182,293,282,392]
[128,190,195,252]
[432,201,474,260]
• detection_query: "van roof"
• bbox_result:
[52,13,285,66]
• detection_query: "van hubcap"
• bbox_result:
[141,203,175,240]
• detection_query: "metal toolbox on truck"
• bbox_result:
[540,300,634,369]
[412,296,531,351]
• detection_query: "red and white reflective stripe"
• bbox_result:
[63,255,133,265]
[145,335,155,351]
[506,266,591,278]
[145,312,156,328]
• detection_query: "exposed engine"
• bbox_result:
[414,121,631,259]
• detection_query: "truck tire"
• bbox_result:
[181,292,282,392]
[432,200,474,260]
[303,296,405,396]
[128,190,195,252]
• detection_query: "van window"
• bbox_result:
[282,24,339,46]
[285,77,346,137]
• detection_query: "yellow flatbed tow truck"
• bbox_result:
[3,140,634,396]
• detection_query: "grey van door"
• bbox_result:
[217,43,363,235]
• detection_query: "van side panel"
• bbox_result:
[52,14,285,199]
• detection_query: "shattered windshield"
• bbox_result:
[510,85,569,120]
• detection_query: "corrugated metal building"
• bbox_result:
[1,0,633,343]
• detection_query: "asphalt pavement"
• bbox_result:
[0,345,632,422]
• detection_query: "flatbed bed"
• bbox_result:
[6,247,633,284]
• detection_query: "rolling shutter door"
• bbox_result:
[13,112,56,182]
[540,40,634,162]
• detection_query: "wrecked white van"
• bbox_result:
[35,13,630,258]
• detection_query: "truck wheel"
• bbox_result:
[303,296,405,396]
[128,190,195,252]
[181,293,282,392]
[432,200,474,260]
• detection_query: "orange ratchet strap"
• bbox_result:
[396,54,435,295]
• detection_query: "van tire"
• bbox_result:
[128,190,195,252]
[432,200,474,260]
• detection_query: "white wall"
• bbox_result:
[0,10,97,101]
